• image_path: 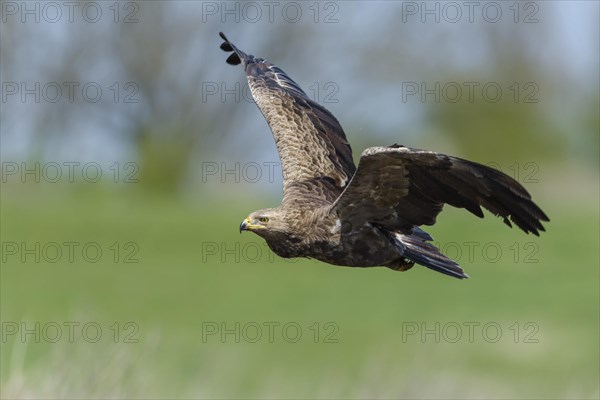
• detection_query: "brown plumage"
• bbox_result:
[220,32,549,279]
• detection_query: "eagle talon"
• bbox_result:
[388,260,415,272]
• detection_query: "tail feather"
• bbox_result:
[394,233,469,279]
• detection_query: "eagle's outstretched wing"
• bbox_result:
[331,145,549,235]
[219,32,355,198]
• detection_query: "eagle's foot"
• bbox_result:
[387,258,415,272]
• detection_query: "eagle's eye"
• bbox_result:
[258,217,269,223]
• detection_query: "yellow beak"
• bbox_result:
[239,218,265,233]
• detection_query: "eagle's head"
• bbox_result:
[239,208,287,237]
[239,208,303,257]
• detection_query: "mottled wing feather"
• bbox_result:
[219,32,355,197]
[331,145,549,235]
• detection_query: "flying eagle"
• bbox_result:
[219,32,549,279]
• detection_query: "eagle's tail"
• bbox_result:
[391,232,469,279]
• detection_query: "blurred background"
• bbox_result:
[1,1,598,398]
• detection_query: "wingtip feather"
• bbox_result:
[219,32,245,65]
[219,32,245,66]
[220,42,233,52]
[226,53,241,65]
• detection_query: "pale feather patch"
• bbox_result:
[329,218,342,234]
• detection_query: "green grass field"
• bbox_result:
[1,183,598,398]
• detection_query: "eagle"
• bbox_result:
[219,32,549,279]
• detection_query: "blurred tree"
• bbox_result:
[427,88,563,163]
[1,2,596,195]
[423,20,566,163]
